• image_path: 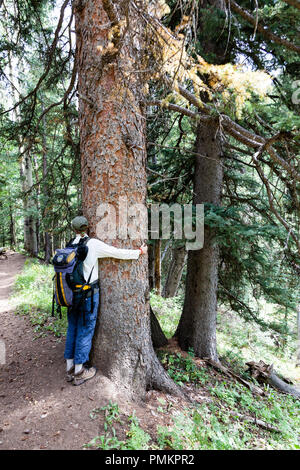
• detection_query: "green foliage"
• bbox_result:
[147,0,300,336]
[153,296,299,450]
[154,348,299,449]
[157,349,211,387]
[85,402,151,451]
[125,412,152,451]
[3,0,300,451]
[217,308,298,383]
[0,0,81,255]
[156,389,300,450]
[150,293,182,338]
[87,386,300,451]
[156,406,246,450]
[11,262,300,451]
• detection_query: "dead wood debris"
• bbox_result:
[246,361,300,400]
[203,358,266,397]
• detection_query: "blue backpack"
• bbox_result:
[51,236,95,320]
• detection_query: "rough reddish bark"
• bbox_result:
[75,0,182,399]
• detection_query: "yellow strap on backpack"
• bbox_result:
[75,284,91,290]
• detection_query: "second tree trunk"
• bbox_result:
[176,119,223,361]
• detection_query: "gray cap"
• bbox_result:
[71,216,89,231]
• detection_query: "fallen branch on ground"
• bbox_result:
[203,358,265,396]
[227,410,281,433]
[246,361,300,400]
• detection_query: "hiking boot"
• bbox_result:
[66,366,75,383]
[73,366,97,386]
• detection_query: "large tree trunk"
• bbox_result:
[52,226,60,252]
[175,0,227,361]
[176,118,223,361]
[148,242,155,290]
[75,0,183,399]
[162,246,187,298]
[150,306,168,348]
[154,239,161,295]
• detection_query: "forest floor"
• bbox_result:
[0,252,299,450]
[0,251,203,450]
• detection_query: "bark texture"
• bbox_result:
[162,246,187,298]
[42,104,52,263]
[9,204,16,249]
[75,0,183,399]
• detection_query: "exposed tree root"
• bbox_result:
[147,354,188,400]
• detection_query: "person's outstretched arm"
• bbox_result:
[90,238,147,260]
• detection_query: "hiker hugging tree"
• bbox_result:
[73,0,186,401]
[53,216,147,386]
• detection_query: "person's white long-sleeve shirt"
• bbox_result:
[73,234,140,283]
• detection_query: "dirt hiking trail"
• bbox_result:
[0,252,179,450]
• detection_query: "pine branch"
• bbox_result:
[0,0,71,117]
[173,83,300,183]
[252,152,300,254]
[229,0,300,55]
[146,99,210,121]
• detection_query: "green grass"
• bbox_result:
[85,386,300,450]
[83,345,299,450]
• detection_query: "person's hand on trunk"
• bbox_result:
[139,243,148,255]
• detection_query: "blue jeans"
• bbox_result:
[64,291,99,364]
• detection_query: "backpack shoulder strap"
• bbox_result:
[79,236,90,246]
[66,236,89,248]
[87,265,94,284]
[66,238,76,247]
